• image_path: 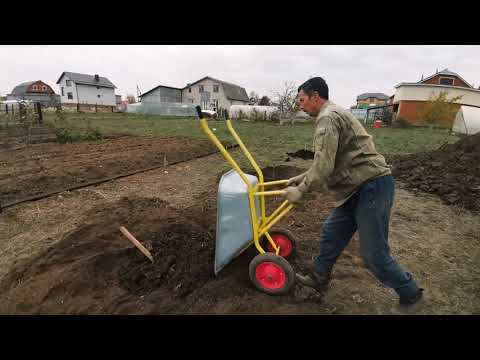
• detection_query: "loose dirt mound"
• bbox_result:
[390,133,480,212]
[254,165,305,181]
[0,165,339,315]
[0,196,217,314]
[118,222,215,298]
[286,149,315,160]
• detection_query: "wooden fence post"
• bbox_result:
[36,102,43,124]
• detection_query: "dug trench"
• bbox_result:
[0,165,342,315]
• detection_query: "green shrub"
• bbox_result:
[83,127,103,141]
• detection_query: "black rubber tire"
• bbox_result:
[249,253,295,295]
[261,227,298,260]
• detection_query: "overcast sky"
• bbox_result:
[1,45,479,108]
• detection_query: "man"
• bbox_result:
[284,77,424,313]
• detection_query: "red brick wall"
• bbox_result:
[422,75,470,88]
[27,81,55,94]
[397,100,461,127]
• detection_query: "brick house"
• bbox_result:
[356,93,390,108]
[7,80,60,107]
[392,68,480,126]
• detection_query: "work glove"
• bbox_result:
[287,172,307,186]
[283,186,304,204]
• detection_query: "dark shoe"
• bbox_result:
[295,271,330,292]
[391,288,425,315]
[399,288,424,306]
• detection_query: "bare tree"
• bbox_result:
[273,81,297,113]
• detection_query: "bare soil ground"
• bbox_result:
[0,135,220,206]
[0,140,478,315]
[389,133,480,212]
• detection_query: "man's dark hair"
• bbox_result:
[298,77,329,100]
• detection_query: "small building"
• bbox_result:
[6,80,60,107]
[140,85,183,104]
[56,71,117,111]
[392,68,480,126]
[140,76,250,111]
[115,95,122,110]
[356,93,390,108]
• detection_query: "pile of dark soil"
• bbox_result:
[286,149,315,160]
[0,197,217,314]
[390,133,480,212]
[118,223,215,298]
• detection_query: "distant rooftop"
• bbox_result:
[357,93,390,101]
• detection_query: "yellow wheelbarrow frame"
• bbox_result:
[196,107,294,258]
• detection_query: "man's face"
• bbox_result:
[297,90,324,117]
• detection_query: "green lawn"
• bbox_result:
[43,112,459,166]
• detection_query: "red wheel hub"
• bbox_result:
[267,234,293,257]
[255,262,286,290]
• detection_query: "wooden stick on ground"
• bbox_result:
[119,226,154,263]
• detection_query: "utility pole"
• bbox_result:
[136,85,142,101]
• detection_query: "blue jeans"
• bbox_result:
[313,175,420,299]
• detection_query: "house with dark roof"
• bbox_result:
[392,68,480,126]
[56,72,117,110]
[6,80,60,107]
[140,76,249,110]
[356,92,390,108]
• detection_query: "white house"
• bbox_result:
[140,76,249,111]
[56,72,117,110]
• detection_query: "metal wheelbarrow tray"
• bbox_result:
[197,106,298,295]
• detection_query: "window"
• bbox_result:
[42,86,47,91]
[213,85,219,93]
[66,80,72,87]
[32,85,38,91]
[439,77,454,86]
[97,86,100,90]
[199,85,204,92]
[188,87,191,93]
[97,94,101,98]
[61,87,64,96]
[67,92,73,100]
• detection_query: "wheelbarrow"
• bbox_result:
[196,106,297,295]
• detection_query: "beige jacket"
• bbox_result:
[297,101,391,207]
